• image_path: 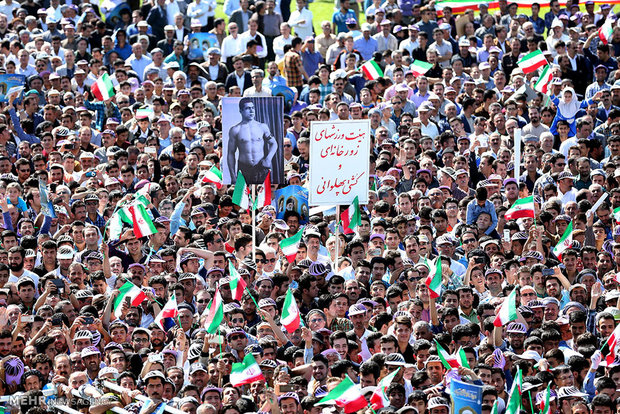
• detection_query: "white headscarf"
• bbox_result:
[558,87,580,119]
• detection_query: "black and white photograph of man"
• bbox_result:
[222,96,284,184]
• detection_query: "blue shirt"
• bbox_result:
[332,9,356,33]
[465,199,498,235]
[263,75,287,90]
[354,36,378,61]
[301,50,323,78]
[530,16,545,35]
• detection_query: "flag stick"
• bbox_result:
[244,286,260,309]
[252,184,256,262]
[528,391,534,414]
[335,205,340,267]
[218,324,222,356]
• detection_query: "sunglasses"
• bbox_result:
[229,335,245,341]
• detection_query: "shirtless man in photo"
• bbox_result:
[227,98,278,183]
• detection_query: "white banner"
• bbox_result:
[308,120,370,206]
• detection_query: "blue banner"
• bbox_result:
[188,33,219,60]
[450,379,482,414]
[273,185,308,224]
[0,74,25,103]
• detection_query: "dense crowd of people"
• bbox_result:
[0,0,619,413]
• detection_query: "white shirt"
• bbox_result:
[187,0,211,27]
[288,8,313,40]
[221,34,244,60]
[560,187,578,204]
[243,86,272,97]
[8,269,40,288]
[239,30,268,58]
[166,0,181,26]
[0,1,20,19]
[273,34,292,61]
[16,64,37,78]
[559,137,578,157]
[235,72,246,91]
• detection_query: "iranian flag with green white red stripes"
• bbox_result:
[435,339,469,370]
[281,289,301,333]
[505,368,523,414]
[91,73,115,101]
[228,260,247,301]
[552,221,573,260]
[534,64,553,94]
[410,60,433,76]
[114,281,147,318]
[370,368,400,410]
[540,384,552,414]
[493,288,518,327]
[518,50,548,74]
[252,171,272,210]
[425,256,443,298]
[614,206,620,223]
[600,18,615,45]
[232,171,251,209]
[602,319,620,365]
[317,376,368,414]
[203,287,224,334]
[280,229,304,262]
[361,60,384,80]
[202,166,223,189]
[126,203,158,238]
[340,196,361,235]
[230,353,264,386]
[504,196,535,220]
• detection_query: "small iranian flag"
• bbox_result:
[540,384,552,414]
[435,339,469,370]
[534,64,553,94]
[252,171,272,211]
[135,107,154,120]
[425,256,443,299]
[203,287,224,333]
[360,60,384,80]
[228,260,247,301]
[317,376,368,414]
[602,320,620,365]
[410,59,433,76]
[493,288,518,327]
[505,368,522,414]
[125,203,158,238]
[600,18,615,45]
[505,196,535,221]
[232,171,251,210]
[230,353,265,386]
[280,229,304,263]
[614,206,620,223]
[154,293,179,331]
[91,73,115,101]
[113,281,147,318]
[518,50,548,74]
[490,401,499,414]
[281,289,301,333]
[370,368,400,410]
[202,166,223,189]
[340,196,361,235]
[552,221,573,260]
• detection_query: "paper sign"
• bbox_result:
[0,74,25,103]
[308,120,370,206]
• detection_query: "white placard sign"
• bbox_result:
[308,120,370,206]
